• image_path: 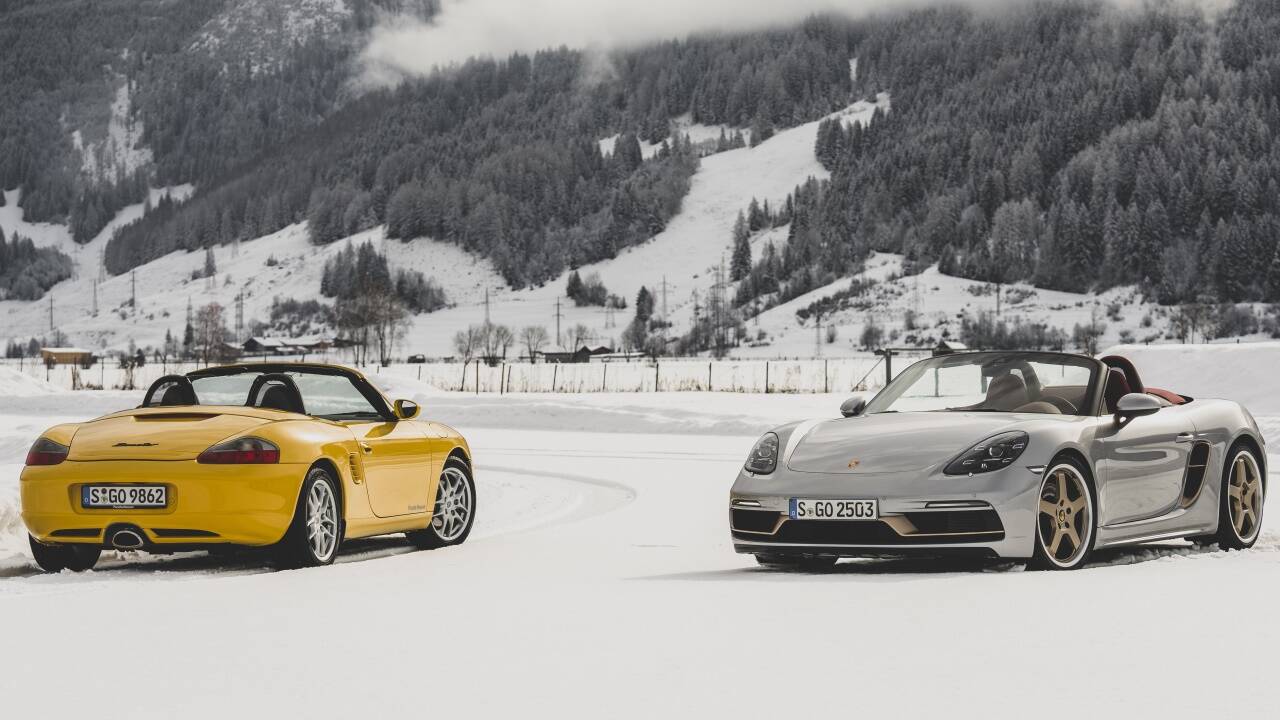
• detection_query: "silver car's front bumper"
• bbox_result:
[729,463,1044,560]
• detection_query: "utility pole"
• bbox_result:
[483,288,491,327]
[815,310,822,358]
[92,278,98,315]
[235,291,244,343]
[691,288,701,349]
[554,298,563,347]
[48,295,54,334]
[130,270,137,310]
[660,275,669,323]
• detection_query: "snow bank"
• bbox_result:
[1103,342,1280,414]
[0,366,63,397]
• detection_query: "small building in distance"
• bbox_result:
[242,335,336,357]
[242,337,290,355]
[538,345,618,363]
[40,347,94,366]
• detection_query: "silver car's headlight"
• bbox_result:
[745,432,780,475]
[944,431,1028,475]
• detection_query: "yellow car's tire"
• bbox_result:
[407,457,475,550]
[29,535,100,573]
[274,466,342,569]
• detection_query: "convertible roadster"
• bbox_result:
[21,363,475,572]
[730,351,1266,570]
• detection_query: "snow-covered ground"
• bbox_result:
[1,354,1278,717]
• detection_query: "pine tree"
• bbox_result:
[203,247,216,279]
[565,270,583,300]
[635,286,654,323]
[1266,245,1280,302]
[731,211,752,281]
[747,198,764,231]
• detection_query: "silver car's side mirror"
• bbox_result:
[1115,392,1160,418]
[840,396,867,418]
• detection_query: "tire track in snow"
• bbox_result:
[0,464,632,585]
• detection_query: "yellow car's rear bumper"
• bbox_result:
[21,461,308,547]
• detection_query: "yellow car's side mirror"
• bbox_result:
[394,399,421,420]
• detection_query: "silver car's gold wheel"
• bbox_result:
[1226,450,1264,544]
[1034,463,1094,569]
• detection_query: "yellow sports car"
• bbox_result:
[21,363,475,572]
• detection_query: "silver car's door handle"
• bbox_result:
[1175,432,1196,443]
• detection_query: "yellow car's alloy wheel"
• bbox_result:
[432,466,473,543]
[307,477,340,562]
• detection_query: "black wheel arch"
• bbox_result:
[308,458,346,534]
[446,447,472,469]
[1230,433,1266,490]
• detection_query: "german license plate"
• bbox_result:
[81,485,168,509]
[789,498,878,520]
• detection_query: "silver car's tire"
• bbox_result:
[1214,445,1264,550]
[1029,458,1096,571]
[407,458,476,550]
[275,466,342,568]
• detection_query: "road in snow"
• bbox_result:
[0,382,1277,718]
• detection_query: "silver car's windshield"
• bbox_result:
[863,352,1098,416]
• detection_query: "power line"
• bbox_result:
[554,297,563,347]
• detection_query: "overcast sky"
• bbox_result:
[359,0,1227,85]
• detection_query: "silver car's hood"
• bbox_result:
[786,412,1057,474]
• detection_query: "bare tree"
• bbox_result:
[369,292,407,365]
[453,325,482,361]
[520,325,549,361]
[337,297,372,365]
[194,302,229,364]
[481,323,514,363]
[569,323,592,350]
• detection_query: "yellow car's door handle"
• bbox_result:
[361,443,373,454]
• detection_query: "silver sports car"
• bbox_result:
[730,351,1267,570]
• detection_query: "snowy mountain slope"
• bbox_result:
[402,93,891,356]
[1,91,888,356]
[734,251,1187,359]
[0,211,495,352]
[71,83,152,184]
[597,113,755,159]
[190,0,352,69]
